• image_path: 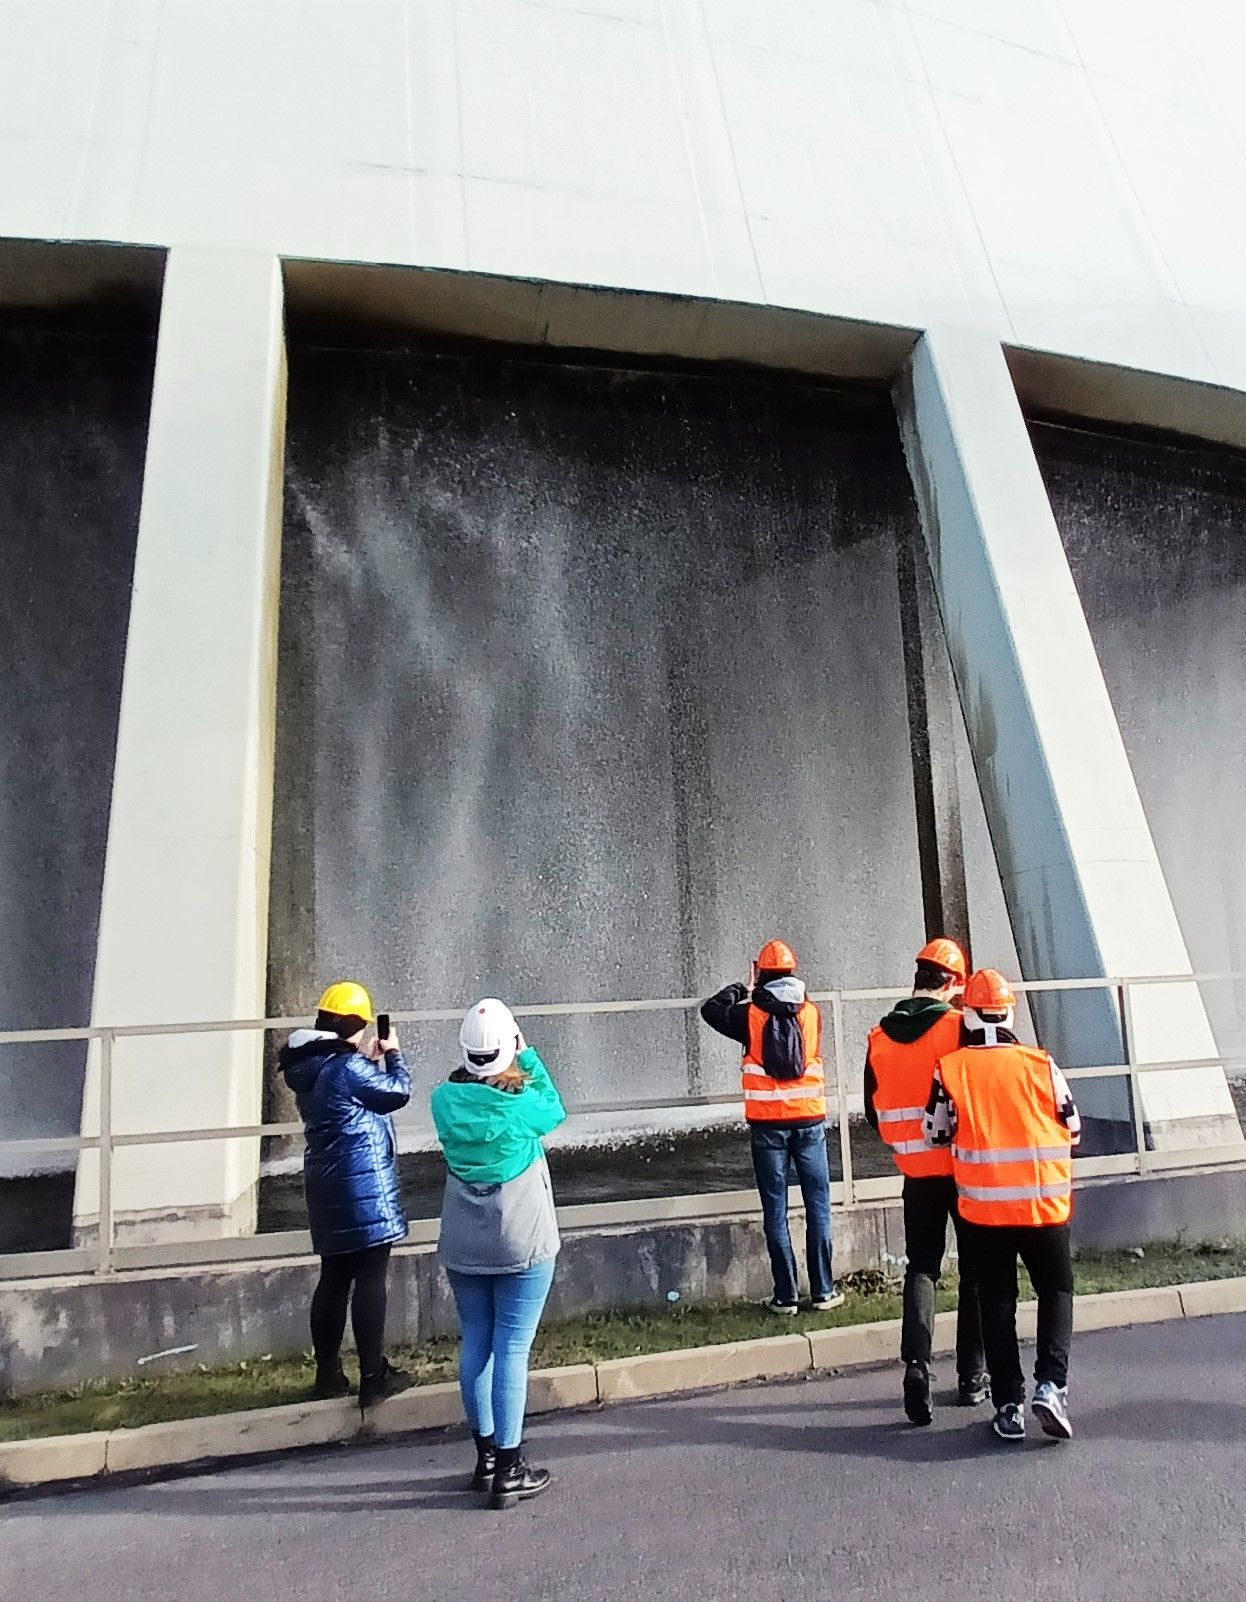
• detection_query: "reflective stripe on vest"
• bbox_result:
[952,1144,1070,1165]
[866,1009,961,1179]
[938,1043,1073,1226]
[957,1180,1072,1204]
[741,1001,826,1123]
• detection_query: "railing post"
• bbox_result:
[830,992,855,1206]
[1119,982,1149,1175]
[97,1029,115,1274]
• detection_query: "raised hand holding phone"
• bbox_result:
[372,1013,397,1059]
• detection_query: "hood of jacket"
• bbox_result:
[750,976,807,1019]
[279,1029,353,1095]
[877,995,955,1044]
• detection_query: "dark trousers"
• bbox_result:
[901,1175,985,1381]
[749,1124,834,1305]
[961,1220,1074,1406]
[310,1243,392,1378]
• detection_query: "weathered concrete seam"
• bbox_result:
[3,1276,1244,1491]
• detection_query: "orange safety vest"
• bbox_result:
[867,1008,962,1179]
[937,1043,1073,1227]
[741,1002,826,1124]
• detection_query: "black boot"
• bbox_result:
[470,1433,497,1493]
[358,1359,413,1411]
[903,1360,933,1426]
[490,1445,551,1510]
[312,1366,353,1401]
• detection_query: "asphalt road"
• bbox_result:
[2,1314,1243,1602]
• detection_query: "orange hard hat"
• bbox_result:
[916,938,968,982]
[963,968,1016,1012]
[756,938,797,973]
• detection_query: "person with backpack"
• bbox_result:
[701,941,844,1314]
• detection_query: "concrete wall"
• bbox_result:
[74,249,287,1243]
[897,330,1238,1144]
[272,345,934,1112]
[4,1171,1244,1395]
[2,1,1245,388]
[1034,421,1246,1073]
[0,312,154,1176]
[2,1,1245,1224]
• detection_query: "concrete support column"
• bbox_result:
[896,327,1239,1148]
[75,248,287,1242]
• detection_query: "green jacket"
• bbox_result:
[430,1046,567,1185]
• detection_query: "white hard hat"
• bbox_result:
[459,997,519,1078]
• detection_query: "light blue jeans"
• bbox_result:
[446,1260,556,1449]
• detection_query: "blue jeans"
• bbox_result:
[750,1125,835,1305]
[446,1260,556,1449]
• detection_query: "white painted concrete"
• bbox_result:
[897,326,1239,1141]
[0,1,1241,1213]
[0,1,1245,387]
[74,247,287,1241]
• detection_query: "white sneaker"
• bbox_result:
[1033,1381,1073,1440]
[812,1291,846,1312]
[763,1298,799,1316]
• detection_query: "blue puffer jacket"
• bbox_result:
[280,1029,411,1255]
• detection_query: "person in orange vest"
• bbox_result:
[701,940,844,1314]
[925,968,1081,1442]
[864,938,987,1425]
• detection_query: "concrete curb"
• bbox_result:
[3,1275,1244,1492]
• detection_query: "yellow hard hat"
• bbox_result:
[317,980,374,1023]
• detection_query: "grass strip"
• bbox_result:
[2,1238,1242,1443]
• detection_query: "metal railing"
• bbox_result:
[1,973,1243,1283]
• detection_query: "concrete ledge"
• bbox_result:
[1178,1275,1246,1319]
[1074,1284,1185,1331]
[806,1318,899,1371]
[105,1397,358,1474]
[596,1335,811,1403]
[2,1277,1232,1493]
[363,1383,462,1440]
[529,1364,599,1413]
[0,1431,109,1487]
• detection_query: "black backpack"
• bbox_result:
[759,1010,807,1082]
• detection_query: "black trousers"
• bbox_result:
[961,1220,1073,1406]
[901,1175,985,1381]
[309,1244,392,1379]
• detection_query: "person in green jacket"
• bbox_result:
[431,997,566,1511]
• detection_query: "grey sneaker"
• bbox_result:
[1032,1381,1073,1440]
[811,1290,846,1313]
[992,1402,1025,1441]
[763,1298,799,1316]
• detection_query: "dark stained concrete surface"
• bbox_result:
[3,1314,1242,1602]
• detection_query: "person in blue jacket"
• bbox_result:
[280,979,412,1409]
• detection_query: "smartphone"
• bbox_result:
[376,1013,391,1047]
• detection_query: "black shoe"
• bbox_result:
[470,1433,497,1493]
[903,1361,933,1426]
[958,1373,990,1407]
[312,1368,353,1401]
[358,1360,414,1411]
[490,1447,551,1510]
